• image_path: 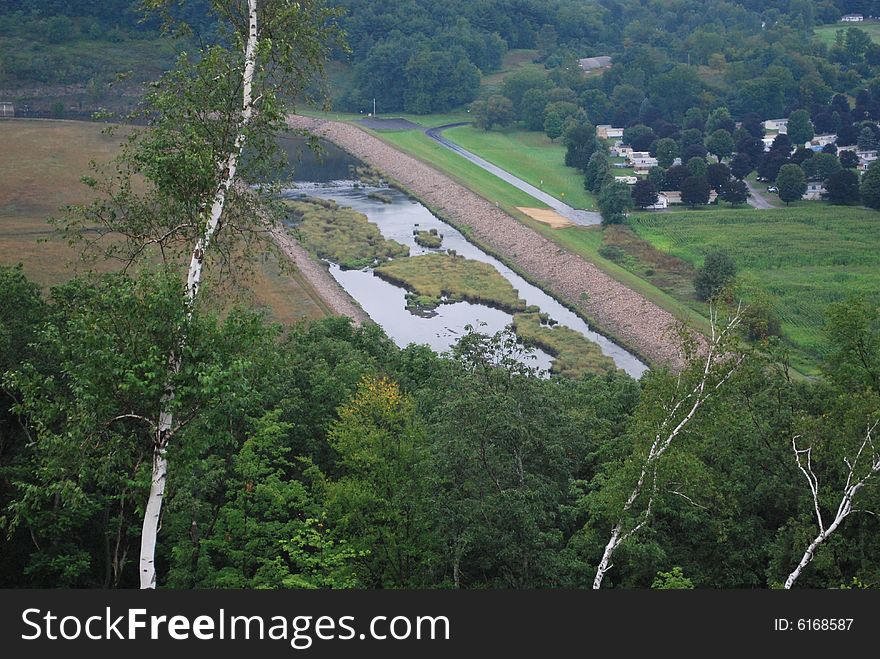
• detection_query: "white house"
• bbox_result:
[841,14,864,22]
[616,144,634,159]
[660,190,718,205]
[614,176,639,185]
[804,182,827,201]
[837,144,858,155]
[763,118,788,134]
[762,136,776,152]
[629,152,658,168]
[857,150,878,162]
[596,125,625,140]
[807,134,837,149]
[646,193,669,210]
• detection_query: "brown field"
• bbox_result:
[0,119,327,322]
[516,207,574,229]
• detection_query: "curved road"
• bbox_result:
[425,123,603,226]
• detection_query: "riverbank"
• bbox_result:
[268,223,370,326]
[287,115,686,369]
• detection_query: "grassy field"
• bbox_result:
[813,21,880,45]
[374,253,528,313]
[628,206,880,373]
[480,49,542,92]
[374,129,549,218]
[443,125,597,210]
[512,312,617,377]
[286,197,409,269]
[0,119,329,323]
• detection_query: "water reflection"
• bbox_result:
[281,184,647,378]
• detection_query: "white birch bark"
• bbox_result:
[784,419,880,589]
[139,0,260,589]
[592,305,745,589]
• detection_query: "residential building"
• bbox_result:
[0,102,13,118]
[596,125,625,140]
[660,190,718,205]
[806,134,837,149]
[579,56,612,71]
[646,193,669,210]
[841,14,864,22]
[857,150,878,163]
[629,152,658,168]
[617,144,634,159]
[763,118,788,134]
[804,182,827,201]
[614,176,639,185]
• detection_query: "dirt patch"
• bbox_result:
[357,118,423,131]
[288,115,693,369]
[517,207,574,229]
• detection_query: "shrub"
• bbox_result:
[694,251,737,301]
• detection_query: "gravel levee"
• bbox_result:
[287,115,687,368]
[269,224,370,326]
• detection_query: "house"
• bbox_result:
[837,144,859,156]
[629,152,658,168]
[857,150,878,162]
[807,134,837,149]
[0,102,13,118]
[804,182,827,201]
[660,190,718,205]
[579,56,612,72]
[762,136,776,152]
[617,144,634,159]
[841,14,864,22]
[646,193,669,210]
[614,176,639,185]
[596,125,624,140]
[763,118,788,134]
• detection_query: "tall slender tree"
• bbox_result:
[57,0,340,588]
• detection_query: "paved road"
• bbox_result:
[425,123,603,226]
[744,177,777,209]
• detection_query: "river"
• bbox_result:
[278,136,648,379]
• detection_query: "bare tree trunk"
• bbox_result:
[138,0,260,590]
[784,420,879,589]
[592,305,745,589]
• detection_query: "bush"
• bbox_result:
[694,251,737,301]
[598,245,625,262]
[742,299,783,341]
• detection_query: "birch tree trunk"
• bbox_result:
[592,305,745,589]
[784,421,879,589]
[138,0,260,590]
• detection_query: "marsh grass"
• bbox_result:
[512,312,618,377]
[374,253,527,312]
[286,198,409,269]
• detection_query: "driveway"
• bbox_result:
[744,177,777,209]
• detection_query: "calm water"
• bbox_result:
[279,136,647,378]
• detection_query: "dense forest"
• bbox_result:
[9,0,880,114]
[2,265,879,589]
[2,0,879,591]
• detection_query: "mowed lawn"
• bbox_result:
[0,119,328,323]
[374,129,549,214]
[443,125,597,210]
[813,21,880,45]
[629,206,880,371]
